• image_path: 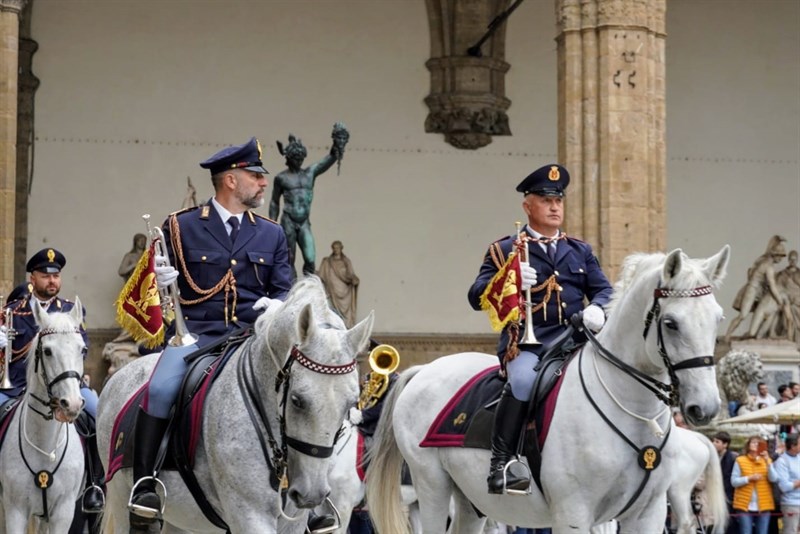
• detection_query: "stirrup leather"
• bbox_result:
[128,475,168,519]
[498,457,532,496]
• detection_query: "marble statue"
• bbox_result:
[725,235,788,341]
[318,240,359,328]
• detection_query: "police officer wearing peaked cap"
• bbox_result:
[0,248,106,513]
[129,137,299,527]
[468,164,613,495]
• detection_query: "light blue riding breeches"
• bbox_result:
[0,383,99,419]
[144,343,199,419]
[505,349,540,402]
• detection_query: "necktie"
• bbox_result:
[228,216,240,244]
[547,241,557,262]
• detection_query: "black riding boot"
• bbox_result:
[487,384,530,495]
[82,432,106,513]
[129,407,169,527]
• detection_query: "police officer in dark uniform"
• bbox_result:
[129,137,308,527]
[0,249,105,512]
[468,164,613,495]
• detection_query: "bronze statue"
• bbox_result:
[269,123,350,276]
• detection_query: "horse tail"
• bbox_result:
[365,365,422,534]
[699,433,729,534]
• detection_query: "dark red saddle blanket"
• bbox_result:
[106,353,231,483]
[0,399,21,452]
[419,363,567,451]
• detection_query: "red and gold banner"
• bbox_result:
[479,250,522,331]
[114,242,164,349]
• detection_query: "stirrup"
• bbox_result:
[128,476,168,519]
[306,498,341,534]
[499,457,532,496]
[80,483,106,513]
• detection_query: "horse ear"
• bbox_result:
[347,311,375,354]
[30,298,46,327]
[702,245,730,288]
[662,249,684,283]
[296,303,316,344]
[70,296,84,325]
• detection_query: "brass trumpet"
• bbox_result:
[516,222,540,345]
[143,214,198,347]
[357,344,399,410]
[1,300,15,388]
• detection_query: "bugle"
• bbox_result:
[516,222,540,345]
[142,214,198,347]
[357,344,400,410]
[1,300,14,388]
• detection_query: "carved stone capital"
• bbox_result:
[556,0,583,33]
[596,0,649,28]
[0,0,26,14]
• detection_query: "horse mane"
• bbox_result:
[279,276,338,324]
[607,250,718,314]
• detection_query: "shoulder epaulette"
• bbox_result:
[168,205,199,218]
[252,212,279,225]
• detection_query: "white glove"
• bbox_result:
[252,296,280,312]
[583,304,606,332]
[520,262,537,290]
[154,264,179,290]
[0,326,6,350]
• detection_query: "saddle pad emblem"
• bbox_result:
[638,446,661,471]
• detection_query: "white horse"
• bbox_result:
[366,246,730,534]
[98,276,374,533]
[0,299,87,533]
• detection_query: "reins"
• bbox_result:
[235,323,356,522]
[575,282,716,517]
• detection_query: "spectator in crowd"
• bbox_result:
[713,431,740,534]
[732,436,777,534]
[755,382,778,407]
[777,384,795,403]
[770,433,800,534]
[790,382,799,398]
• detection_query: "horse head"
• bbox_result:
[253,276,373,509]
[28,297,86,423]
[607,245,730,426]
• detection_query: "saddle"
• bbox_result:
[422,327,581,495]
[0,398,21,452]
[106,331,249,531]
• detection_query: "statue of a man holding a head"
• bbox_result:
[269,123,350,276]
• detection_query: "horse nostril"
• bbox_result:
[60,398,70,409]
[288,489,300,504]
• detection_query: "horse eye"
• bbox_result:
[290,394,305,410]
[43,347,53,357]
[663,318,679,331]
[81,346,88,357]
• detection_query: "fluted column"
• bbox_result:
[556,0,666,278]
[0,0,26,298]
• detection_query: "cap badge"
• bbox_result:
[47,249,55,262]
[256,139,263,160]
[548,166,560,181]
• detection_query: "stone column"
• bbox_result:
[0,0,26,297]
[556,0,666,278]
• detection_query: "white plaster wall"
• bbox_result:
[27,0,800,335]
[666,0,800,331]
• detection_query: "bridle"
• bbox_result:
[577,282,716,517]
[582,283,716,407]
[28,327,85,420]
[236,336,356,491]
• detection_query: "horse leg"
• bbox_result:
[449,487,486,534]
[408,462,453,534]
[4,507,30,534]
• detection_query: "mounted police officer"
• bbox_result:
[468,164,614,495]
[0,248,105,513]
[130,138,348,532]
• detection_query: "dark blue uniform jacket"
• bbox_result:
[468,232,613,360]
[163,202,293,341]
